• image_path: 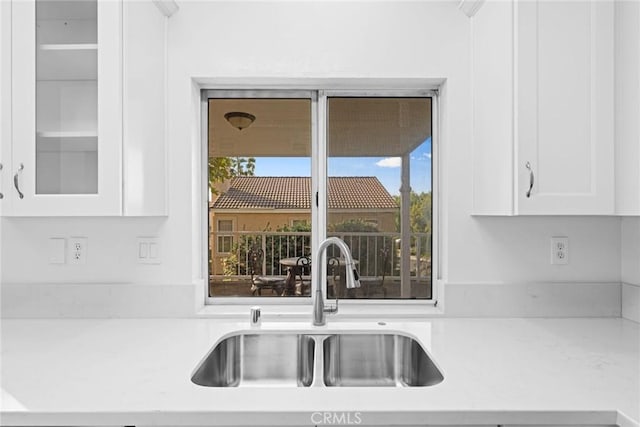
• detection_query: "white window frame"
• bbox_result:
[201,85,440,313]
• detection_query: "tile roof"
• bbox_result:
[212,176,398,210]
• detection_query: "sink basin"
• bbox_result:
[322,333,444,387]
[191,333,315,387]
[192,331,443,388]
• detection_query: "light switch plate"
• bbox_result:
[48,238,66,264]
[137,237,160,264]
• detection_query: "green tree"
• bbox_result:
[393,191,432,233]
[328,219,379,233]
[209,156,256,194]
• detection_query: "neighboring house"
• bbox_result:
[209,176,399,275]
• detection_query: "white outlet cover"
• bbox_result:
[550,236,569,265]
[68,237,88,265]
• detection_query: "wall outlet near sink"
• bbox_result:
[68,237,88,265]
[551,236,569,265]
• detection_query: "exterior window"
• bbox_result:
[328,97,433,299]
[208,97,312,297]
[216,219,233,254]
[206,91,435,301]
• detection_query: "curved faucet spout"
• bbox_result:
[312,237,361,326]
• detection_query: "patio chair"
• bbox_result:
[359,247,390,298]
[247,248,287,296]
[283,256,311,296]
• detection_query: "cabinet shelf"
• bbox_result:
[39,43,97,51]
[37,131,97,138]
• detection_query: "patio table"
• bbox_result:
[279,257,359,298]
[279,257,311,296]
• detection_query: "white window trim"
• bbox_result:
[200,83,441,314]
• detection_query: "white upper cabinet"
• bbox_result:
[0,1,9,216]
[10,0,122,216]
[517,0,614,215]
[4,0,167,217]
[472,0,615,215]
[615,1,640,216]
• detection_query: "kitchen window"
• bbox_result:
[205,89,437,303]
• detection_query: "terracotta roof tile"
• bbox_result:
[212,177,398,210]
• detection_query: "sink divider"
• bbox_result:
[310,334,326,387]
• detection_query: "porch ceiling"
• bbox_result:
[208,98,431,158]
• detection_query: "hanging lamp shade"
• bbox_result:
[224,112,256,131]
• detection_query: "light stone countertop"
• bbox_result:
[0,318,638,427]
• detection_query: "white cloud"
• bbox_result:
[425,153,432,159]
[376,157,402,168]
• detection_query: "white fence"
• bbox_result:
[214,231,431,281]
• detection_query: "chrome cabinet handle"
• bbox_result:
[14,163,24,199]
[525,162,534,198]
[0,163,4,199]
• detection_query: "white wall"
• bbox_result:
[622,218,640,285]
[1,1,623,316]
[621,217,640,322]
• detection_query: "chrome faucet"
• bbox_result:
[312,237,361,326]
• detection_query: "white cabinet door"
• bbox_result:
[0,0,10,215]
[9,0,121,216]
[516,0,614,215]
[615,0,640,215]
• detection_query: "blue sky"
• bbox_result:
[253,137,432,196]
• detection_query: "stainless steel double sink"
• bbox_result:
[191,332,444,387]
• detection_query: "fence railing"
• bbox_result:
[213,231,431,281]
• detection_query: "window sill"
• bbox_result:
[197,299,443,320]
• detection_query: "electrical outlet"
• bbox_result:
[137,237,160,264]
[68,237,88,265]
[551,236,569,265]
